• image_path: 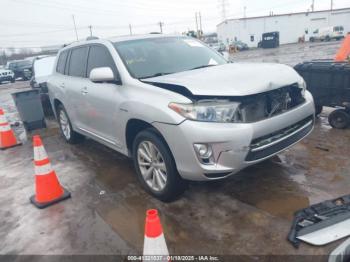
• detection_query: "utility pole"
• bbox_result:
[199,12,203,38]
[129,24,132,35]
[195,12,199,38]
[88,25,93,37]
[158,22,164,33]
[218,0,229,21]
[72,15,79,41]
[244,6,247,18]
[330,0,333,10]
[311,0,315,11]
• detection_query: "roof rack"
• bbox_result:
[86,36,99,40]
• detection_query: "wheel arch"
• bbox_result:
[53,98,63,118]
[125,118,172,158]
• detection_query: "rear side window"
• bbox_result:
[87,45,116,77]
[56,51,68,74]
[68,47,88,77]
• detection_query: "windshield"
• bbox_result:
[113,36,227,79]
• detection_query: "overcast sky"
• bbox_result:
[0,0,349,48]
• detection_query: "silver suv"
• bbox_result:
[48,35,315,201]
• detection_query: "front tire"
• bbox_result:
[132,128,186,202]
[57,104,84,144]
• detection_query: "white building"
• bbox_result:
[217,8,350,47]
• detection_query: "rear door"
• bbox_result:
[81,44,122,146]
[64,46,90,130]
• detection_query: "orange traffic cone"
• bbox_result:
[30,135,71,209]
[0,108,21,150]
[143,209,169,261]
[335,34,350,62]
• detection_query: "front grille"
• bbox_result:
[245,115,313,161]
[238,84,305,123]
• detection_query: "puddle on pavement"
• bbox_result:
[210,159,311,220]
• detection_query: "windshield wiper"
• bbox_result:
[189,64,217,70]
[140,72,173,79]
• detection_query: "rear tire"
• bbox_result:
[328,109,350,129]
[57,104,85,144]
[132,128,187,202]
[325,35,331,42]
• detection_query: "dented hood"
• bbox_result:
[144,63,304,97]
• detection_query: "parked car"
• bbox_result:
[0,69,15,84]
[209,42,226,53]
[30,56,56,116]
[6,59,33,80]
[48,35,315,201]
[231,40,249,51]
[309,26,345,42]
[30,56,56,91]
[258,32,280,48]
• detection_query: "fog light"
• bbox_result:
[194,143,214,164]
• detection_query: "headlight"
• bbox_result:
[299,80,307,97]
[169,100,241,123]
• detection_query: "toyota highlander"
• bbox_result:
[48,35,315,201]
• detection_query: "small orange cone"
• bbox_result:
[30,135,70,209]
[0,108,21,150]
[335,34,350,62]
[143,209,169,261]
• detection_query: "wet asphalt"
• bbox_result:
[0,41,349,259]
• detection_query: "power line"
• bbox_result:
[0,28,81,38]
[12,0,217,17]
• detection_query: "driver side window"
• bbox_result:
[87,45,119,80]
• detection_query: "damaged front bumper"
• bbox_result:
[153,91,315,181]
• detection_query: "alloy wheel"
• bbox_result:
[137,141,167,191]
[59,110,71,140]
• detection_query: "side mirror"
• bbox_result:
[89,67,116,83]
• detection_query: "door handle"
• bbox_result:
[81,87,88,95]
[59,83,65,88]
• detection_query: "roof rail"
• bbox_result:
[86,36,99,40]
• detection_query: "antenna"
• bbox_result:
[158,22,164,33]
[88,25,93,37]
[72,15,79,41]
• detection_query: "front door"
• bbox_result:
[80,44,123,147]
